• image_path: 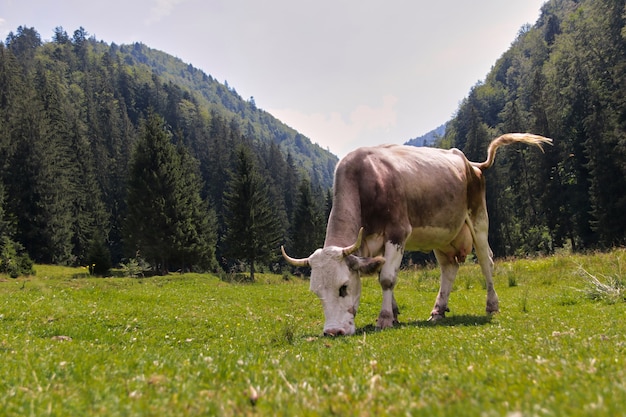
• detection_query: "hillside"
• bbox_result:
[404,123,447,147]
[119,42,338,187]
[0,26,334,269]
[443,0,626,254]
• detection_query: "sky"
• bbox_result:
[0,0,546,157]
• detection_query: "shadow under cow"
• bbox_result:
[354,314,494,335]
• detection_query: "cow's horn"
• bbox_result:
[342,227,364,257]
[281,246,310,267]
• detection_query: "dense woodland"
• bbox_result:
[0,0,625,276]
[441,0,626,256]
[0,25,333,275]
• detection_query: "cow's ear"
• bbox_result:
[346,255,385,275]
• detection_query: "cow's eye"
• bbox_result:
[339,284,348,298]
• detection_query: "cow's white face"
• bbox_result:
[307,247,384,336]
[281,228,384,336]
[308,247,361,336]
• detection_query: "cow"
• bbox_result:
[281,133,552,336]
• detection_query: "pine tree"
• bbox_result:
[222,145,282,280]
[86,233,112,276]
[171,139,218,271]
[0,182,31,277]
[291,178,324,257]
[3,64,76,264]
[124,114,216,273]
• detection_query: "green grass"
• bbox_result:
[1,250,625,416]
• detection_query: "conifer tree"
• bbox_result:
[290,178,324,257]
[172,140,218,271]
[222,145,281,280]
[125,114,216,273]
[4,66,76,264]
[0,182,33,277]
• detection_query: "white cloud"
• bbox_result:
[269,95,398,157]
[350,95,397,130]
[145,0,187,25]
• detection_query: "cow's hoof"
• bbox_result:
[376,311,396,330]
[486,301,499,315]
[429,306,450,321]
[428,313,445,322]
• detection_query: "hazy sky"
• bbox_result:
[1,0,546,157]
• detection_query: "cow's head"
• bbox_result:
[281,228,385,336]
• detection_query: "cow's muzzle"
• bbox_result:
[323,328,347,337]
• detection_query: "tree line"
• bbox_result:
[442,0,626,256]
[0,26,329,276]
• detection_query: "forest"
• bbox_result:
[0,0,625,276]
[0,25,333,276]
[441,0,626,256]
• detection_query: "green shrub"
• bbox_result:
[218,271,254,283]
[120,257,151,278]
[87,237,112,276]
[0,236,34,278]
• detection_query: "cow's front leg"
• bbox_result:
[377,242,403,329]
[430,249,460,321]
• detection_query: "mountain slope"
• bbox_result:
[117,42,338,188]
[442,0,626,253]
[404,123,447,147]
[0,26,334,267]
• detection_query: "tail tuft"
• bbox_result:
[475,133,552,170]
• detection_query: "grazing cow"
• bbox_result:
[282,133,552,336]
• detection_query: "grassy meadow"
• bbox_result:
[1,249,625,416]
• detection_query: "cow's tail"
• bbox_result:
[474,133,552,171]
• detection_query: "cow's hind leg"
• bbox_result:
[469,215,499,314]
[376,242,403,329]
[430,249,460,320]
